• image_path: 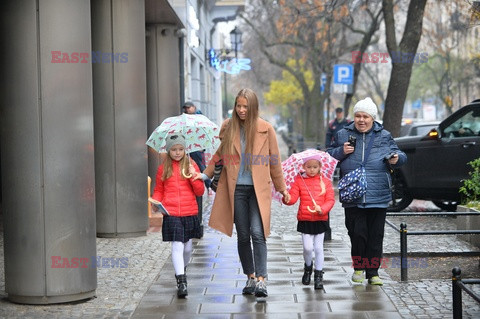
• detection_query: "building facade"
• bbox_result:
[0,0,243,304]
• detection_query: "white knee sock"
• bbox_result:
[314,233,325,271]
[172,241,185,275]
[302,233,314,267]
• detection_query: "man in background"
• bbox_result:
[325,107,350,148]
[183,101,210,237]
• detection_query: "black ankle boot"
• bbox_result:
[314,270,324,290]
[175,274,188,298]
[302,263,313,285]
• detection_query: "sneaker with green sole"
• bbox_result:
[351,270,364,283]
[368,276,383,285]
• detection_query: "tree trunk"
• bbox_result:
[382,0,428,137]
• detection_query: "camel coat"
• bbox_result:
[204,118,287,238]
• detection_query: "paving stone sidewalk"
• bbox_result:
[1,194,480,318]
[0,228,171,318]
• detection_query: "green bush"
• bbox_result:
[459,157,480,209]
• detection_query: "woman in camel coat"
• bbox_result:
[203,88,289,298]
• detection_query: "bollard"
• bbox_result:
[324,216,332,241]
[452,267,462,319]
[400,223,408,281]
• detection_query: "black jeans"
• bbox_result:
[233,185,267,278]
[345,207,387,279]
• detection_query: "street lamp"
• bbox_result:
[223,27,243,117]
[229,27,243,59]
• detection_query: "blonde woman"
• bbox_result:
[203,88,290,297]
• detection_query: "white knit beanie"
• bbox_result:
[353,97,378,120]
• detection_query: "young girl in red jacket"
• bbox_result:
[283,158,335,289]
[151,134,205,298]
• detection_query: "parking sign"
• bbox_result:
[333,64,354,85]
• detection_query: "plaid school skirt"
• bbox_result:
[162,215,202,243]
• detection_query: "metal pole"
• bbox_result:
[400,223,408,281]
[452,267,462,319]
[223,71,227,118]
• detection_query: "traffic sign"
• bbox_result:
[333,64,354,85]
[320,73,327,93]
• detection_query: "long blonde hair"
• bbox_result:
[219,88,259,170]
[318,175,326,196]
[161,152,190,180]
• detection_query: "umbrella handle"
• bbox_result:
[182,154,193,178]
[307,199,319,213]
[182,169,193,178]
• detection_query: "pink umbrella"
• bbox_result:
[272,149,338,203]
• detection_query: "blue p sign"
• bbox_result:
[334,64,354,85]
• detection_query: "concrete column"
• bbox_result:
[91,0,148,237]
[146,24,181,180]
[0,0,96,304]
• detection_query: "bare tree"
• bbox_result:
[382,0,428,136]
[239,0,383,146]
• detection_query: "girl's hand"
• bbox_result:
[281,190,290,203]
[191,172,203,181]
[315,205,322,214]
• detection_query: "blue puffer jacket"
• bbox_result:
[327,121,407,208]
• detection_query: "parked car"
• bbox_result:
[389,99,480,211]
[399,121,440,137]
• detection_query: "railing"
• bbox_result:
[385,211,480,281]
[452,267,480,319]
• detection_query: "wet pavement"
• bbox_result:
[1,137,480,317]
[131,197,401,318]
[1,192,480,318]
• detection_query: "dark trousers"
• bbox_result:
[345,207,387,279]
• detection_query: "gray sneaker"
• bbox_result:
[254,280,268,297]
[242,277,256,295]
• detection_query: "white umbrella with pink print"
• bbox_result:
[272,149,338,204]
[146,113,220,153]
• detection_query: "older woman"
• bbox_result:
[327,97,407,285]
[203,88,290,297]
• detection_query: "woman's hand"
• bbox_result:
[314,204,322,214]
[388,154,399,165]
[343,142,354,155]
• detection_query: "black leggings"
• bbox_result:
[345,207,387,279]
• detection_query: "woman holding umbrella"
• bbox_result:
[203,88,290,298]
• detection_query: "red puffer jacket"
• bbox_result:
[152,160,205,217]
[283,174,335,221]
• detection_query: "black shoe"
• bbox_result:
[302,263,313,285]
[242,277,256,295]
[254,280,268,297]
[314,270,324,290]
[176,274,188,298]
